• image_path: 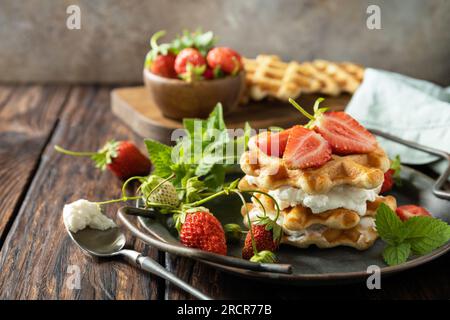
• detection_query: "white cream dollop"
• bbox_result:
[268,184,381,216]
[63,199,116,233]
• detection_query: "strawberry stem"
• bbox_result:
[150,30,166,50]
[96,196,142,205]
[184,189,228,208]
[242,190,281,222]
[54,145,97,157]
[121,176,146,199]
[232,190,258,255]
[288,98,314,121]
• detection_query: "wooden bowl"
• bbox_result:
[143,68,245,120]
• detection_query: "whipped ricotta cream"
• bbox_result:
[63,199,116,233]
[268,184,381,216]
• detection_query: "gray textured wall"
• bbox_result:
[1,0,449,84]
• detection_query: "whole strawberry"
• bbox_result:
[179,210,227,255]
[144,30,177,78]
[140,175,179,207]
[380,155,401,194]
[174,48,206,75]
[242,224,279,260]
[207,47,242,75]
[150,53,177,78]
[55,140,151,180]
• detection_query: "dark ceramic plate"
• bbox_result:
[138,166,450,285]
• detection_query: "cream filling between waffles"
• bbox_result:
[246,175,381,216]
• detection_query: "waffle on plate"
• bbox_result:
[239,111,397,251]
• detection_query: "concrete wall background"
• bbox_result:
[0,0,449,84]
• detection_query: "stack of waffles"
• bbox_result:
[239,134,397,250]
[242,55,365,102]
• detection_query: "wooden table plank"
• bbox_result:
[0,85,71,242]
[0,86,163,299]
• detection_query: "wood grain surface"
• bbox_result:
[0,85,448,300]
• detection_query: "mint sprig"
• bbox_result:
[375,203,450,266]
[144,103,252,202]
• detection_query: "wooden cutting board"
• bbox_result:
[111,86,349,144]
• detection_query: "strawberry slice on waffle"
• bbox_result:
[256,129,291,157]
[289,98,377,155]
[282,125,332,169]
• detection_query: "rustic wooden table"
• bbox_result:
[0,85,448,300]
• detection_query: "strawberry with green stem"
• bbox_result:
[55,140,151,180]
[180,180,282,262]
[174,48,207,81]
[145,30,177,78]
[237,190,282,262]
[380,155,402,194]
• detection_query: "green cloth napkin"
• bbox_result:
[346,68,450,175]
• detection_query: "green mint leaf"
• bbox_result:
[375,203,405,245]
[403,216,450,255]
[206,103,226,133]
[144,139,173,177]
[383,242,411,266]
[185,176,207,203]
[202,164,225,191]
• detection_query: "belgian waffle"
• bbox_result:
[241,202,390,250]
[240,134,390,194]
[243,54,365,101]
[282,216,379,250]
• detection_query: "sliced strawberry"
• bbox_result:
[256,129,291,157]
[282,125,332,169]
[395,205,432,221]
[315,112,377,155]
[289,98,377,155]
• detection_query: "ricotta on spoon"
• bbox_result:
[63,199,116,233]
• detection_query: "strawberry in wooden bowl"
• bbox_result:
[143,30,245,120]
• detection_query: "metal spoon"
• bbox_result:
[65,225,212,300]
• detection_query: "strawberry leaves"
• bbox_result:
[145,30,173,68]
[375,203,450,266]
[171,29,216,56]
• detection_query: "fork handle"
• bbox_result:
[120,249,212,300]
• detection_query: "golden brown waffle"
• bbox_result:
[242,55,322,101]
[241,202,386,250]
[240,135,390,194]
[282,217,379,250]
[243,54,365,101]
